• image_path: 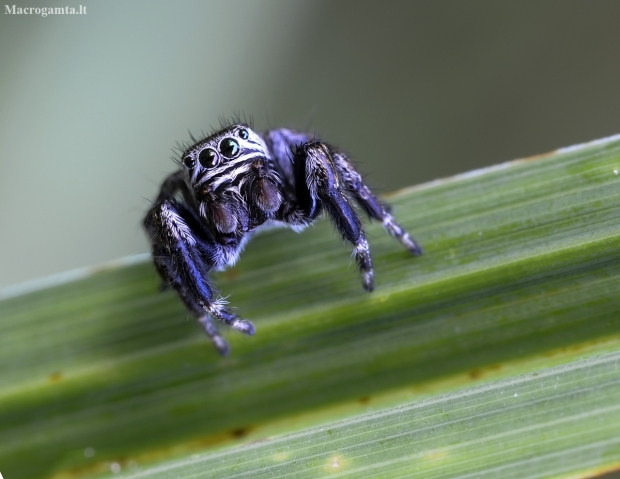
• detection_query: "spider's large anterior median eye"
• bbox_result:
[237,128,249,140]
[199,148,218,168]
[219,138,240,158]
[183,156,195,168]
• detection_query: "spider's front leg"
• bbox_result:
[292,141,376,291]
[331,152,423,256]
[144,193,254,355]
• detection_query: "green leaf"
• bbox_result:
[108,351,620,479]
[1,135,620,479]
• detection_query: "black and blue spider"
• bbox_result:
[144,123,422,355]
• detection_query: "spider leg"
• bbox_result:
[154,169,198,209]
[144,195,254,355]
[292,141,375,291]
[332,152,423,256]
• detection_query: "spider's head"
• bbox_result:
[181,124,282,234]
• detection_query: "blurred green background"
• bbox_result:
[1,0,620,289]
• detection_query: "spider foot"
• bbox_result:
[362,270,375,292]
[232,319,256,335]
[199,315,231,356]
[208,302,256,336]
[354,239,375,292]
[400,233,423,256]
[383,214,423,256]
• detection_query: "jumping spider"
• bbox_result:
[144,123,422,355]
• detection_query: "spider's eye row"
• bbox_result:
[183,156,195,168]
[220,138,240,158]
[237,128,249,140]
[199,148,219,168]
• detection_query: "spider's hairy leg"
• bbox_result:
[154,169,197,207]
[332,152,423,256]
[294,141,375,291]
[144,195,254,355]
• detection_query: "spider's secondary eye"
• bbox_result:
[220,138,240,158]
[183,156,195,168]
[199,148,218,168]
[237,128,249,140]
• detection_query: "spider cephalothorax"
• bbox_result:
[144,122,422,355]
